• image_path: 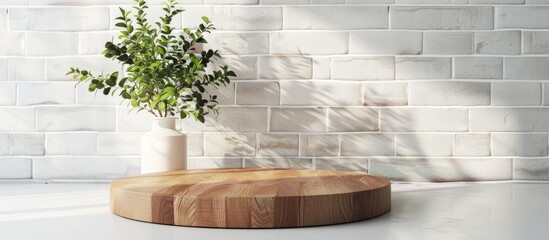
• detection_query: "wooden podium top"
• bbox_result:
[110,168,391,228]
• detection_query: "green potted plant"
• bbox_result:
[68,0,236,173]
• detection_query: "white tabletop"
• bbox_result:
[0,181,548,240]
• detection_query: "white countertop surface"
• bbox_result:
[0,181,548,240]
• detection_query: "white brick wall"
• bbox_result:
[423,32,473,55]
[1,1,548,182]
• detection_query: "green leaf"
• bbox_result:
[201,16,210,24]
[88,84,97,92]
[163,86,175,94]
[158,101,166,111]
[197,115,205,123]
[115,22,127,28]
[103,87,111,95]
[121,91,131,99]
[156,46,166,55]
[118,77,127,87]
[226,71,237,77]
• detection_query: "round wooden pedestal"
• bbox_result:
[110,168,391,228]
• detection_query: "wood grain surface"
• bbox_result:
[110,168,391,228]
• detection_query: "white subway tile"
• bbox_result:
[245,158,312,169]
[117,107,153,132]
[78,32,117,55]
[505,57,549,80]
[0,133,7,155]
[259,56,311,79]
[327,107,379,132]
[181,107,268,132]
[454,57,503,79]
[380,108,468,132]
[0,158,32,179]
[8,58,46,81]
[261,0,308,4]
[396,57,451,80]
[514,158,549,180]
[17,82,75,105]
[363,82,408,106]
[316,158,368,173]
[0,58,7,80]
[454,134,491,157]
[410,81,491,106]
[391,6,494,30]
[236,82,279,105]
[0,0,27,5]
[187,133,204,157]
[396,0,467,3]
[207,32,269,55]
[9,7,110,31]
[204,132,255,157]
[271,32,348,55]
[492,82,542,106]
[10,133,45,156]
[0,8,6,30]
[29,0,195,4]
[183,6,282,30]
[46,133,97,155]
[0,32,25,55]
[27,32,78,56]
[350,0,394,3]
[475,31,521,55]
[0,108,35,132]
[283,6,388,30]
[311,0,346,4]
[187,158,242,169]
[259,133,298,156]
[545,83,549,106]
[97,132,142,156]
[212,56,257,80]
[312,57,330,79]
[396,134,454,157]
[204,0,258,4]
[527,0,549,3]
[493,134,548,157]
[370,158,512,181]
[350,31,422,55]
[470,108,549,132]
[0,82,16,105]
[280,81,362,106]
[299,134,339,157]
[472,0,524,3]
[204,82,235,105]
[523,31,549,54]
[29,0,138,5]
[496,6,549,29]
[423,32,473,55]
[332,57,394,80]
[341,134,395,156]
[33,156,140,179]
[270,107,326,132]
[36,106,116,131]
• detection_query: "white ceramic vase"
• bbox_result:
[141,117,187,174]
